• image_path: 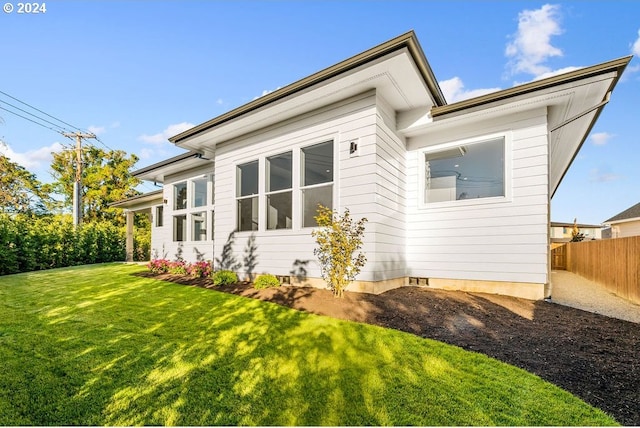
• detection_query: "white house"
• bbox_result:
[604,202,640,238]
[113,31,630,300]
[550,221,603,246]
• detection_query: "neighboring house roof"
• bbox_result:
[550,221,603,229]
[110,189,163,210]
[605,202,640,223]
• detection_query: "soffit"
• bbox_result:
[134,156,212,184]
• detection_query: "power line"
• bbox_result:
[0,89,83,133]
[0,99,74,134]
[0,105,65,135]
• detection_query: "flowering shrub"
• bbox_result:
[147,259,171,274]
[253,274,280,290]
[188,260,213,278]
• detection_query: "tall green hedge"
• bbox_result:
[0,214,134,275]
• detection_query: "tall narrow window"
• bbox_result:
[237,160,259,231]
[192,212,207,241]
[301,141,333,227]
[174,182,187,210]
[266,151,292,230]
[155,206,164,227]
[425,137,504,203]
[192,177,208,207]
[173,215,187,241]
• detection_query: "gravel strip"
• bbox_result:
[550,270,640,324]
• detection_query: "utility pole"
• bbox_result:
[62,132,96,226]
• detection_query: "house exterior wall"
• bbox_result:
[611,219,640,238]
[151,163,215,261]
[404,108,550,296]
[213,91,383,283]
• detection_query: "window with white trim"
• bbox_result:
[192,212,207,241]
[174,182,187,210]
[155,206,164,227]
[173,214,187,241]
[301,141,333,227]
[237,160,259,231]
[424,137,504,203]
[266,151,292,230]
[192,177,208,207]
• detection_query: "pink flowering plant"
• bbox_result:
[147,259,171,274]
[187,260,213,278]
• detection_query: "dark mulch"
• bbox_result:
[137,272,640,426]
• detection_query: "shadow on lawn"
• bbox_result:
[144,270,639,426]
[2,264,621,425]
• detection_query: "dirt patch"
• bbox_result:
[137,272,640,425]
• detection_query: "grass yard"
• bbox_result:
[0,263,618,426]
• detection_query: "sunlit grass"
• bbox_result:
[0,263,618,426]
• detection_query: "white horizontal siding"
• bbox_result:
[406,111,550,284]
[212,91,379,280]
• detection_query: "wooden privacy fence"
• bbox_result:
[563,236,640,305]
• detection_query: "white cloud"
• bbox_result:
[632,29,640,56]
[0,141,64,169]
[439,77,501,103]
[253,87,281,100]
[216,98,224,105]
[505,4,564,77]
[589,167,621,183]
[138,122,195,145]
[87,125,106,135]
[591,132,615,146]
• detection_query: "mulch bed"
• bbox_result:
[137,272,640,425]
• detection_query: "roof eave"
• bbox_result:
[431,56,632,118]
[170,31,446,145]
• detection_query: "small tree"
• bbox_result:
[312,205,367,298]
[571,218,585,242]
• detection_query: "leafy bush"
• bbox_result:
[188,260,213,278]
[253,274,281,290]
[0,214,127,276]
[212,270,238,286]
[312,206,367,298]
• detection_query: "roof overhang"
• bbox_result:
[132,151,212,184]
[170,31,445,151]
[401,56,631,198]
[110,189,163,211]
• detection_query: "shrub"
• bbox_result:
[312,205,367,298]
[147,259,171,274]
[253,274,280,290]
[188,260,213,278]
[212,270,238,286]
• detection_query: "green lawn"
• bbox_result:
[0,263,617,426]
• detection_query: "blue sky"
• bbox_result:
[1,1,639,225]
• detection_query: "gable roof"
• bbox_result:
[605,202,640,223]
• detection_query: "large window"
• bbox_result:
[192,177,208,207]
[424,137,504,203]
[237,160,259,231]
[266,152,292,230]
[173,215,187,241]
[192,212,207,241]
[174,182,187,210]
[301,141,333,227]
